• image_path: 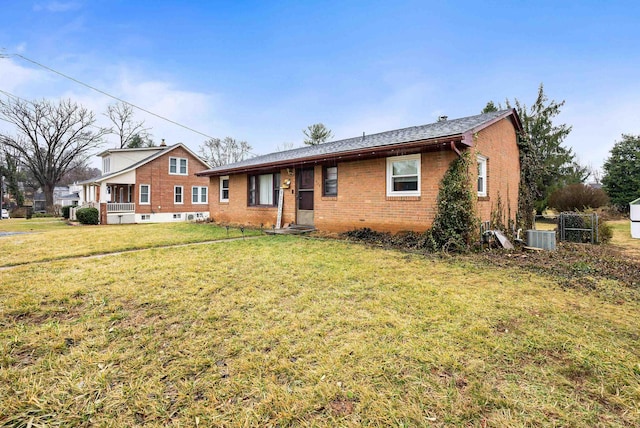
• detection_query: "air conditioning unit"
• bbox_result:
[526,230,556,250]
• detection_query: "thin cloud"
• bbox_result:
[33,1,81,12]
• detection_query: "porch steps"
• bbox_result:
[264,224,316,235]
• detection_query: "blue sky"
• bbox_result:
[1,1,639,175]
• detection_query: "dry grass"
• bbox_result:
[608,219,640,258]
[0,219,259,267]
[0,217,70,233]
[1,234,639,427]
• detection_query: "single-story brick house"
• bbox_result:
[196,109,522,233]
[80,142,211,224]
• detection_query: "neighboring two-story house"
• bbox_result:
[80,142,211,224]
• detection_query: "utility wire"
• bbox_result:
[9,53,216,140]
[0,88,109,133]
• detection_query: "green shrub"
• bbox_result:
[428,151,479,252]
[76,207,99,225]
[61,205,71,219]
[548,183,609,212]
[598,221,613,244]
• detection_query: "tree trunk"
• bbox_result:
[43,183,55,214]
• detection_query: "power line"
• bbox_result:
[8,53,216,140]
[0,88,108,133]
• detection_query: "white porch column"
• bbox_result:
[100,182,109,203]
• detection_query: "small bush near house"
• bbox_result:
[76,207,99,225]
[548,183,609,212]
[9,207,26,218]
[61,205,71,219]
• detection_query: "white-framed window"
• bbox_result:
[323,166,337,196]
[141,214,151,221]
[169,157,188,175]
[386,154,421,197]
[102,157,111,173]
[477,155,488,197]
[248,173,280,206]
[192,186,208,204]
[174,186,184,204]
[173,213,182,219]
[220,176,229,202]
[139,184,150,204]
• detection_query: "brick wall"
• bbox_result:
[209,171,297,227]
[207,117,520,233]
[471,118,520,225]
[313,151,455,233]
[207,150,455,233]
[135,147,211,215]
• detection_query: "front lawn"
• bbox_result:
[1,235,639,426]
[0,220,259,267]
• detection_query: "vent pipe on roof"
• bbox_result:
[362,132,365,141]
[160,138,167,147]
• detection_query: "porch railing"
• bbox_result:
[80,201,99,209]
[107,203,135,213]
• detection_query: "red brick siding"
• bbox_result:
[313,151,455,233]
[209,171,297,226]
[471,118,520,225]
[207,118,520,233]
[135,147,210,214]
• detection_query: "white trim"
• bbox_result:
[139,184,150,205]
[169,157,188,175]
[386,154,421,197]
[220,176,229,202]
[174,185,184,204]
[192,186,208,204]
[102,156,111,173]
[477,155,488,197]
[134,212,210,223]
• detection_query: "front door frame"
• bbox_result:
[296,167,314,226]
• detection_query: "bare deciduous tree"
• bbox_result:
[60,163,102,185]
[105,102,152,148]
[0,98,108,212]
[199,137,253,167]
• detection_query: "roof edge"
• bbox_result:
[196,136,466,177]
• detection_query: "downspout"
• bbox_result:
[450,141,462,157]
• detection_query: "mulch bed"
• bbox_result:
[473,242,640,292]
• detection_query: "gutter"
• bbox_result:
[197,135,468,177]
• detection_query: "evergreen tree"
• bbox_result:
[486,85,587,227]
[303,123,333,146]
[602,134,640,211]
[510,84,587,214]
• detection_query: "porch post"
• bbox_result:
[100,183,109,203]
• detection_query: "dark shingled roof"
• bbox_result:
[198,109,518,176]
